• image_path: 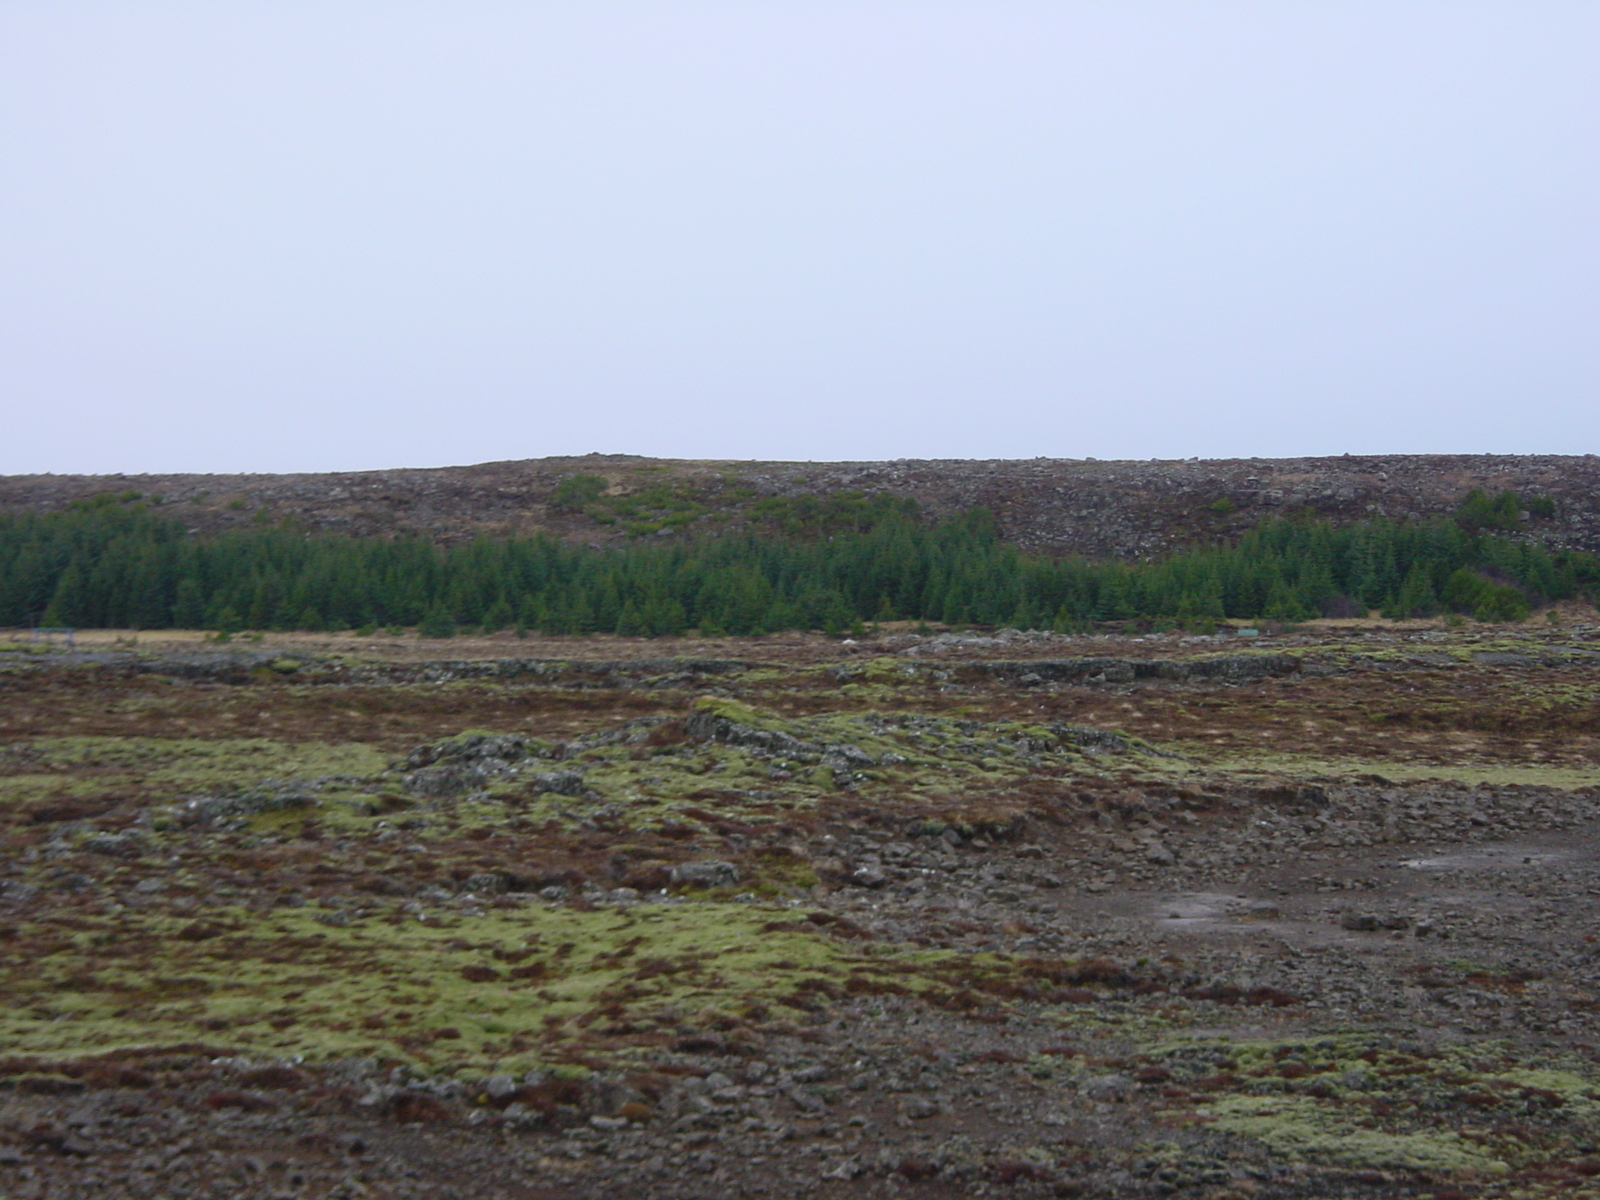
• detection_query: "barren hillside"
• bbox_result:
[4,453,1599,557]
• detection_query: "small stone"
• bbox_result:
[1340,913,1381,931]
[784,1087,826,1113]
[484,1074,518,1101]
[1082,1074,1131,1102]
[850,864,889,889]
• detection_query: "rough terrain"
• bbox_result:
[3,615,1600,1198]
[4,452,1600,556]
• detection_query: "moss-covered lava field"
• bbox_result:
[4,619,1600,1199]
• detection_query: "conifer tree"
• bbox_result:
[418,604,456,639]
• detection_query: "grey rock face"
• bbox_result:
[400,732,542,796]
[176,780,322,825]
[670,860,740,888]
[684,708,818,757]
[527,769,587,797]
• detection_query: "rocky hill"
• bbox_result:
[4,452,1599,558]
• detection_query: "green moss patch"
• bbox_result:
[1,891,1195,1081]
[1143,1035,1600,1179]
[1204,1093,1507,1173]
[0,902,859,1076]
[2,736,385,790]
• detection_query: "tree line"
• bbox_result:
[1,489,1594,636]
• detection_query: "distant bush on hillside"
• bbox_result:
[549,474,607,513]
[1454,488,1524,533]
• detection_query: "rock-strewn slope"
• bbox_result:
[4,452,1599,557]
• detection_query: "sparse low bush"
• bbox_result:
[550,474,607,512]
[418,605,456,639]
[1454,488,1522,532]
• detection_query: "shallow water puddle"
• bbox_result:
[1150,892,1253,926]
[1400,844,1572,870]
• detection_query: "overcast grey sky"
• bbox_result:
[2,3,1596,474]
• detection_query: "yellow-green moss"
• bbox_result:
[1,902,859,1076]
[1204,1094,1508,1173]
[1150,1034,1600,1177]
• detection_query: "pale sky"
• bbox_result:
[2,3,1596,474]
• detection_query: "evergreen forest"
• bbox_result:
[1,489,1594,637]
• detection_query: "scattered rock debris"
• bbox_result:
[3,619,1600,1197]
